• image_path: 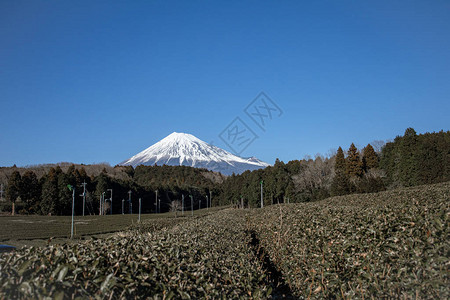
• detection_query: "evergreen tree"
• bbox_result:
[331,172,351,196]
[20,171,41,214]
[41,168,59,215]
[6,171,21,215]
[285,181,295,203]
[362,144,379,171]
[57,171,72,215]
[346,143,363,177]
[274,159,288,203]
[399,128,418,186]
[331,147,350,196]
[380,128,449,187]
[95,172,109,214]
[78,167,88,181]
[335,147,346,172]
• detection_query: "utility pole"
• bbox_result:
[122,199,124,214]
[128,190,132,214]
[155,190,158,213]
[102,192,106,215]
[209,190,212,208]
[260,180,264,208]
[99,195,102,215]
[158,198,161,214]
[182,194,184,215]
[107,189,113,215]
[80,181,87,216]
[68,185,75,239]
[138,198,141,222]
[206,195,208,210]
[189,195,193,216]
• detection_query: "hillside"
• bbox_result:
[0,163,132,185]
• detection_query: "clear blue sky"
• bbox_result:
[1,0,449,167]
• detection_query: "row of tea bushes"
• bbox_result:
[0,210,271,299]
[248,182,449,299]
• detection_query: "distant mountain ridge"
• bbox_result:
[120,132,270,175]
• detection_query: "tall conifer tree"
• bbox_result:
[362,144,379,171]
[331,146,350,196]
[346,143,363,177]
[335,147,346,172]
[6,171,21,215]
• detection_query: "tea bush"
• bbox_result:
[248,182,450,299]
[1,210,270,299]
[1,182,448,299]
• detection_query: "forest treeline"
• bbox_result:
[1,165,223,215]
[1,128,449,215]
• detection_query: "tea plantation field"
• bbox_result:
[0,207,226,247]
[247,182,449,299]
[1,182,448,299]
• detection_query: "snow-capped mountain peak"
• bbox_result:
[120,132,270,175]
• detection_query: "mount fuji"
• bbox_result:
[120,132,270,175]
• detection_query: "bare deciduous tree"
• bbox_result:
[170,200,182,217]
[371,140,387,154]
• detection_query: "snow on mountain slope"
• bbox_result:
[120,132,270,175]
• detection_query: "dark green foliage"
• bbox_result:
[335,146,346,172]
[94,171,109,211]
[19,171,41,214]
[5,171,21,203]
[5,171,21,215]
[57,169,72,215]
[4,164,220,216]
[40,168,60,215]
[331,147,351,196]
[399,128,419,186]
[330,170,350,196]
[346,143,363,177]
[355,174,385,193]
[219,159,313,206]
[380,128,450,187]
[132,165,218,213]
[362,143,378,170]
